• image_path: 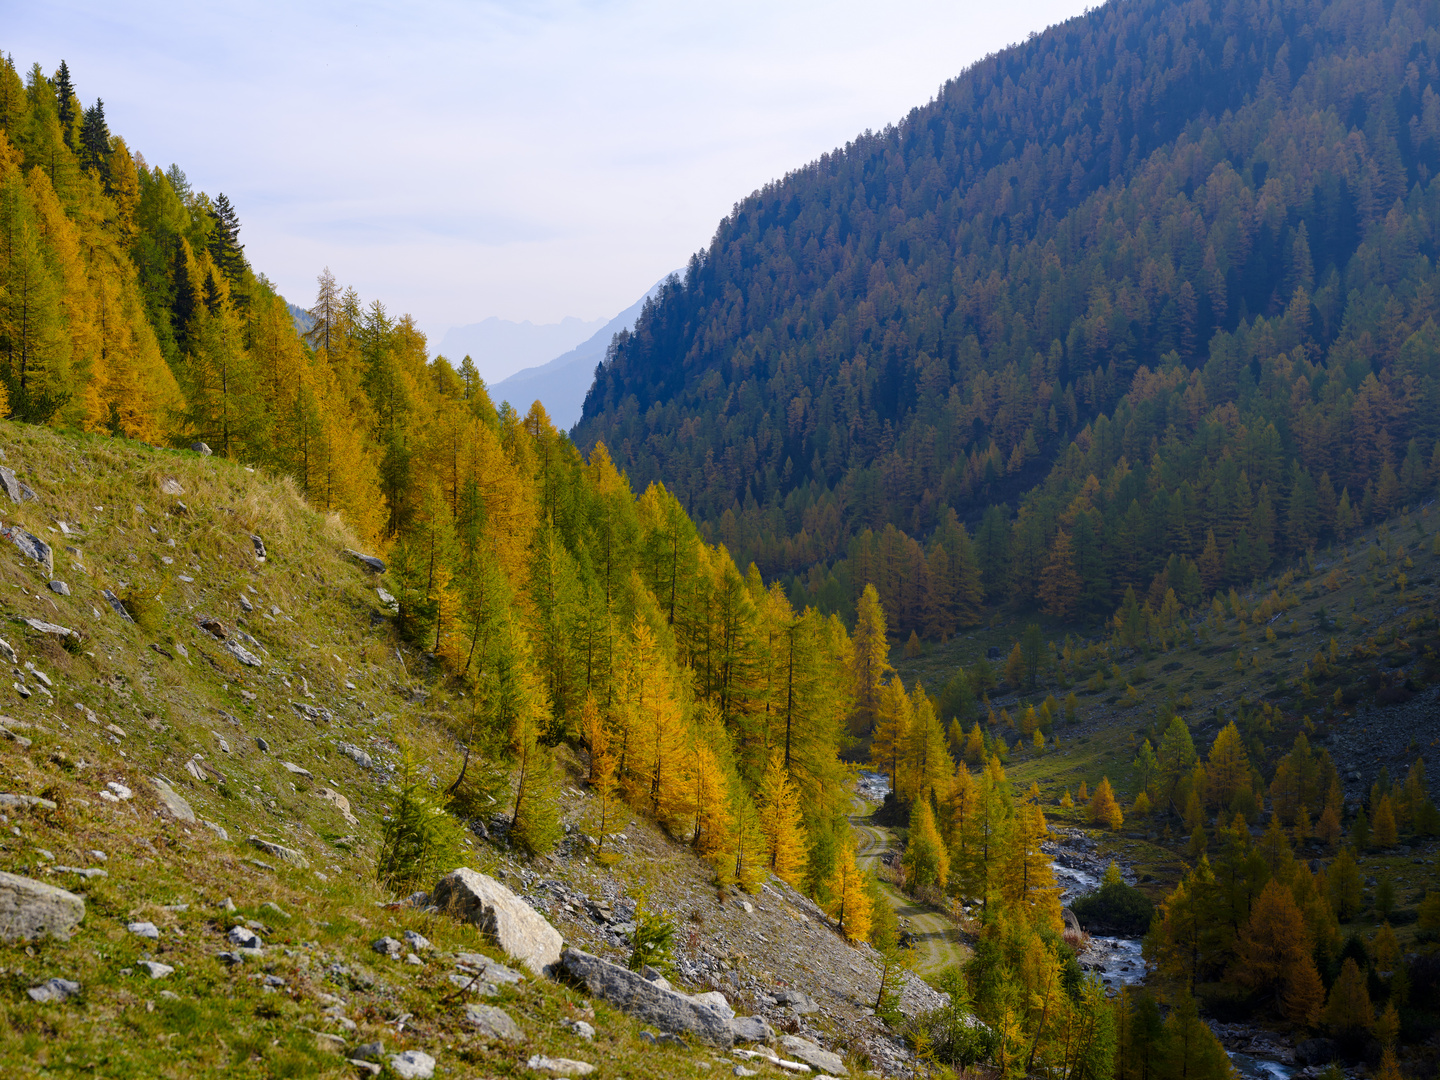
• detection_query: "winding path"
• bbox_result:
[851,798,969,978]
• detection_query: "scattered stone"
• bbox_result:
[780,1035,848,1076]
[0,871,86,941]
[262,902,290,919]
[264,974,286,987]
[6,526,53,574]
[27,977,80,1003]
[256,737,269,752]
[376,588,398,611]
[0,723,33,748]
[464,1003,523,1042]
[313,1031,347,1054]
[224,641,263,667]
[348,1060,381,1078]
[372,936,404,958]
[400,930,431,953]
[107,781,133,800]
[291,700,333,723]
[238,593,254,613]
[250,535,266,561]
[151,778,197,822]
[281,761,313,778]
[729,1016,774,1043]
[128,921,160,939]
[0,466,38,503]
[199,618,228,639]
[101,589,133,622]
[453,952,524,985]
[337,742,373,769]
[564,1019,596,1040]
[432,869,563,977]
[138,960,174,979]
[344,549,386,574]
[733,1067,759,1078]
[773,988,818,1014]
[48,580,70,596]
[24,618,75,638]
[561,948,734,1046]
[229,926,263,949]
[159,478,184,496]
[318,788,359,825]
[216,951,244,966]
[388,1050,435,1079]
[525,1055,595,1077]
[53,866,107,879]
[249,836,310,868]
[105,724,127,739]
[0,638,15,663]
[0,794,57,811]
[192,442,212,456]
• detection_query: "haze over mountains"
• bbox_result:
[492,276,671,430]
[437,313,606,384]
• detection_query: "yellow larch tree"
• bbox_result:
[1089,776,1124,830]
[850,583,892,734]
[828,838,872,943]
[903,796,950,891]
[758,753,808,887]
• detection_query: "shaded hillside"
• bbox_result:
[575,0,1440,636]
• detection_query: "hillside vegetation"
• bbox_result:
[576,0,1440,643]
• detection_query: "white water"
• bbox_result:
[1228,1051,1294,1080]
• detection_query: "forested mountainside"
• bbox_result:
[576,0,1440,636]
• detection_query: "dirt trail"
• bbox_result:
[851,800,969,978]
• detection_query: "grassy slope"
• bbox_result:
[894,501,1440,934]
[0,422,762,1079]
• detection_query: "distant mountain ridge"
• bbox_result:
[492,276,672,431]
[439,314,606,384]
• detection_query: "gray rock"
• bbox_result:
[453,952,524,984]
[432,868,563,977]
[403,929,431,952]
[0,794,57,811]
[127,921,160,939]
[7,527,53,575]
[0,638,15,663]
[373,936,404,958]
[248,836,309,868]
[255,737,269,752]
[224,641,262,667]
[203,820,229,841]
[291,700,332,723]
[192,442,212,456]
[561,948,733,1047]
[48,580,70,596]
[281,761,313,778]
[228,925,263,949]
[774,988,819,1013]
[138,960,174,979]
[151,778,197,822]
[0,466,38,503]
[464,1003,523,1041]
[729,1016,774,1044]
[693,989,734,1019]
[24,618,74,638]
[388,1050,435,1079]
[262,902,290,919]
[526,1056,595,1076]
[100,589,133,622]
[352,1040,385,1062]
[338,742,373,769]
[564,1019,595,1040]
[215,951,244,966]
[27,977,80,1002]
[344,549,386,574]
[159,478,184,496]
[250,535,266,561]
[780,1035,848,1076]
[238,593,254,613]
[0,871,85,942]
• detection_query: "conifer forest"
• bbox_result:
[9,0,1440,1077]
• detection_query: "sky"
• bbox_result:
[8,0,1092,346]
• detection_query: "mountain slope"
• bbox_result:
[574,0,1440,634]
[493,275,670,430]
[437,315,606,385]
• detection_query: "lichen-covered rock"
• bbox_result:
[150,778,196,822]
[432,868,563,976]
[0,872,85,942]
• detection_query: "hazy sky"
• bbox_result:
[9,0,1090,344]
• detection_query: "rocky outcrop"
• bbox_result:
[0,871,85,941]
[0,466,38,503]
[249,837,310,868]
[344,549,386,573]
[6,526,53,575]
[560,947,734,1046]
[432,868,563,976]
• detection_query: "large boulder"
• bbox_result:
[151,778,197,822]
[560,948,734,1047]
[781,1034,849,1076]
[431,868,563,976]
[0,871,85,941]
